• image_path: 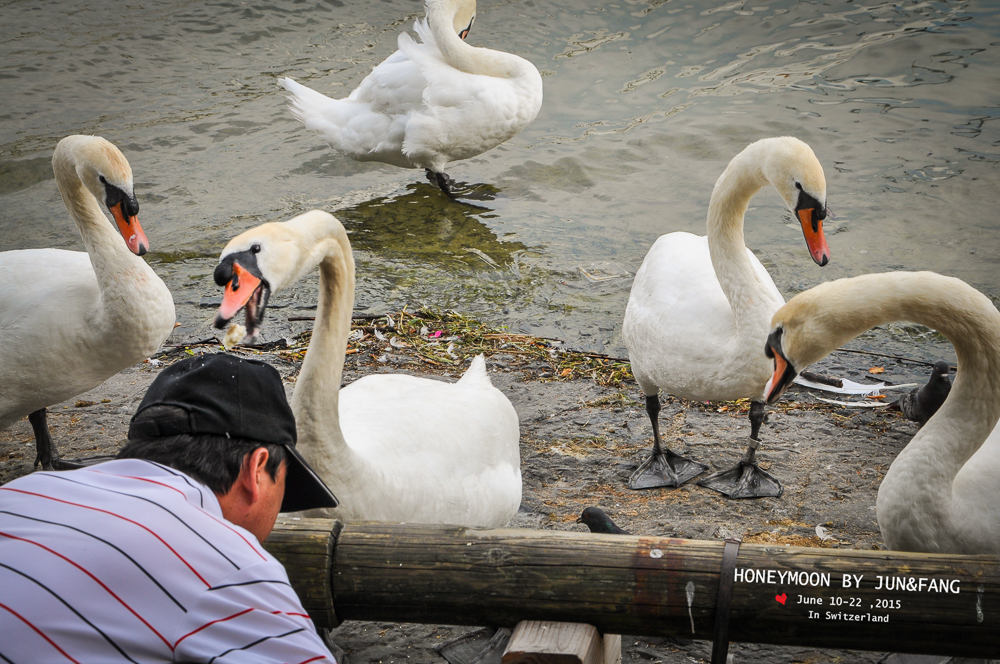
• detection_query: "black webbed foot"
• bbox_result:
[425,169,456,196]
[629,447,708,489]
[697,438,783,499]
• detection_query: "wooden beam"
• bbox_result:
[502,621,609,664]
[263,517,1000,658]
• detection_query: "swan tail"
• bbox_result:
[457,354,493,388]
[278,77,337,126]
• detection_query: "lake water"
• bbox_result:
[2,0,999,380]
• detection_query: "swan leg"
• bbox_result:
[628,395,707,490]
[30,408,59,471]
[697,401,783,499]
[30,408,85,471]
[425,169,456,197]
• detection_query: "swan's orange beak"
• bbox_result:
[110,202,149,256]
[218,262,262,322]
[798,208,829,267]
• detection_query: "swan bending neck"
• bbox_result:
[52,146,147,292]
[706,146,772,326]
[290,234,360,477]
[795,272,1000,501]
[427,3,522,78]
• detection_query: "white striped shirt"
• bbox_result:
[0,459,334,663]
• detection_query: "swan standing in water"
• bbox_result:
[212,210,521,527]
[278,0,543,196]
[0,135,175,469]
[765,271,1000,554]
[621,137,830,498]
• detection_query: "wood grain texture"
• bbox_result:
[263,516,342,628]
[502,621,604,664]
[267,519,999,657]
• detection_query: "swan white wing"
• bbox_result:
[399,21,543,165]
[623,232,781,401]
[337,369,521,527]
[0,249,103,424]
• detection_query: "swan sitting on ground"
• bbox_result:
[278,0,543,196]
[212,210,521,527]
[764,271,1000,554]
[0,135,175,469]
[621,137,830,499]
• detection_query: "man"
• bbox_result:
[0,353,339,663]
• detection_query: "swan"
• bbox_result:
[0,135,175,470]
[764,271,1000,554]
[277,0,543,196]
[621,137,830,499]
[212,210,521,527]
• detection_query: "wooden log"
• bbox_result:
[502,621,608,664]
[263,516,342,628]
[266,518,1000,658]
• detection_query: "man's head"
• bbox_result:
[118,354,337,541]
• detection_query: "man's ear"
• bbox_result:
[240,447,271,504]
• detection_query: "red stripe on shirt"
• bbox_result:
[270,610,312,619]
[89,469,189,499]
[0,487,211,587]
[174,608,254,648]
[0,530,175,651]
[0,601,83,664]
[296,656,329,664]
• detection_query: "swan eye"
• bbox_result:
[99,175,107,184]
[794,182,803,191]
[251,244,261,254]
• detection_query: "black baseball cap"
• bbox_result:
[128,353,337,512]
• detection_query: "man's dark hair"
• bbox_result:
[118,405,287,495]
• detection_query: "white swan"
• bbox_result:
[278,0,543,195]
[764,271,1000,554]
[0,135,175,469]
[212,210,521,527]
[621,137,830,498]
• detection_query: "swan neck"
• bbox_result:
[426,3,521,78]
[291,234,356,463]
[52,145,149,295]
[706,147,772,327]
[813,273,1000,493]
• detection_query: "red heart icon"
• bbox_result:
[775,593,787,605]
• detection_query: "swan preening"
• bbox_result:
[0,135,175,469]
[621,136,829,499]
[765,271,1000,554]
[278,0,543,196]
[213,210,521,527]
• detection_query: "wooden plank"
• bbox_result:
[502,621,603,664]
[266,519,1000,657]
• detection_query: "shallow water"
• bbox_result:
[2,0,999,378]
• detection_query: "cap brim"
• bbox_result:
[280,444,338,512]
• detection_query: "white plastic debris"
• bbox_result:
[793,375,917,396]
[815,525,835,541]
